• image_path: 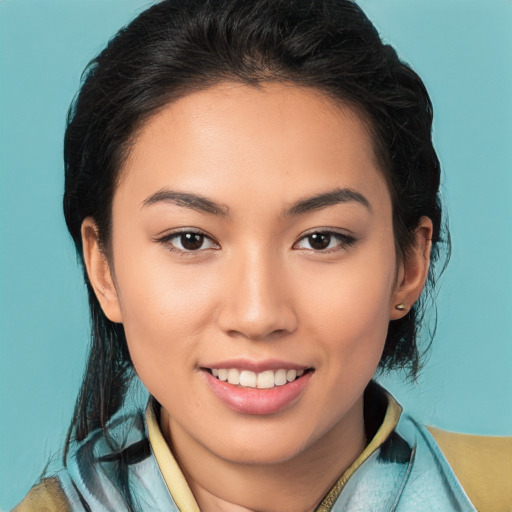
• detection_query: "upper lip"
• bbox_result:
[201,358,311,373]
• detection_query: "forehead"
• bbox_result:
[117,82,389,213]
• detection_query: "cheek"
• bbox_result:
[298,245,396,366]
[111,243,220,380]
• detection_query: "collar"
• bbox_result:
[317,385,402,510]
[62,384,475,511]
[146,400,201,512]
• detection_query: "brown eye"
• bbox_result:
[161,230,220,253]
[180,232,205,250]
[294,230,356,252]
[308,233,331,250]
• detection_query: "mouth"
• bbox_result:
[202,363,314,415]
[205,367,312,389]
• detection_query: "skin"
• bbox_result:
[82,82,432,512]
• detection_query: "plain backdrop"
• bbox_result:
[1,0,511,509]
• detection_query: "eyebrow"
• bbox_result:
[141,186,370,217]
[141,189,230,216]
[284,187,371,216]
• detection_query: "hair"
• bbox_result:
[63,0,449,445]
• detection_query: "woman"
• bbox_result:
[12,0,511,511]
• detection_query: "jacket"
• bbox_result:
[13,384,512,511]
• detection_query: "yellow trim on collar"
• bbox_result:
[316,390,402,511]
[145,400,201,512]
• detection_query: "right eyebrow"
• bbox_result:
[283,187,372,217]
[141,189,230,217]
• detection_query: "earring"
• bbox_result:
[395,303,406,311]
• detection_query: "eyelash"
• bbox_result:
[156,229,356,255]
[293,230,357,253]
[156,229,220,255]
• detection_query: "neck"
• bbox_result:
[160,398,366,512]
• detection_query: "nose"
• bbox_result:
[217,249,298,341]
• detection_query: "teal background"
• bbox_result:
[1,0,511,509]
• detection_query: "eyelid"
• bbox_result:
[155,227,355,254]
[293,228,357,252]
[155,228,221,253]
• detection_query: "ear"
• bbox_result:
[81,217,123,323]
[390,216,433,320]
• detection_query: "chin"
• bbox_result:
[216,437,309,466]
[198,417,320,466]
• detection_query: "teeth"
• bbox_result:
[239,370,257,387]
[227,368,240,385]
[274,369,287,386]
[257,370,274,389]
[286,369,297,382]
[210,368,306,389]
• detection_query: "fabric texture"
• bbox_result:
[429,426,512,512]
[12,477,70,512]
[12,383,508,512]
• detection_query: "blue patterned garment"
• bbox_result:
[23,386,477,511]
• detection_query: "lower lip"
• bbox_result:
[204,371,313,415]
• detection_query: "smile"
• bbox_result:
[203,365,314,415]
[209,368,306,389]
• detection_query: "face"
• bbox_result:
[86,82,413,466]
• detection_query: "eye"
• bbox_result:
[294,231,356,252]
[159,230,220,253]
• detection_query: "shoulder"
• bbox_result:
[428,426,512,512]
[12,405,177,512]
[12,477,70,512]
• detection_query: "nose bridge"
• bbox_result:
[219,244,297,340]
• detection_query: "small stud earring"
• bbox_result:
[395,303,406,311]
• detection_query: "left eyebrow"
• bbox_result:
[141,188,230,217]
[283,187,372,217]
